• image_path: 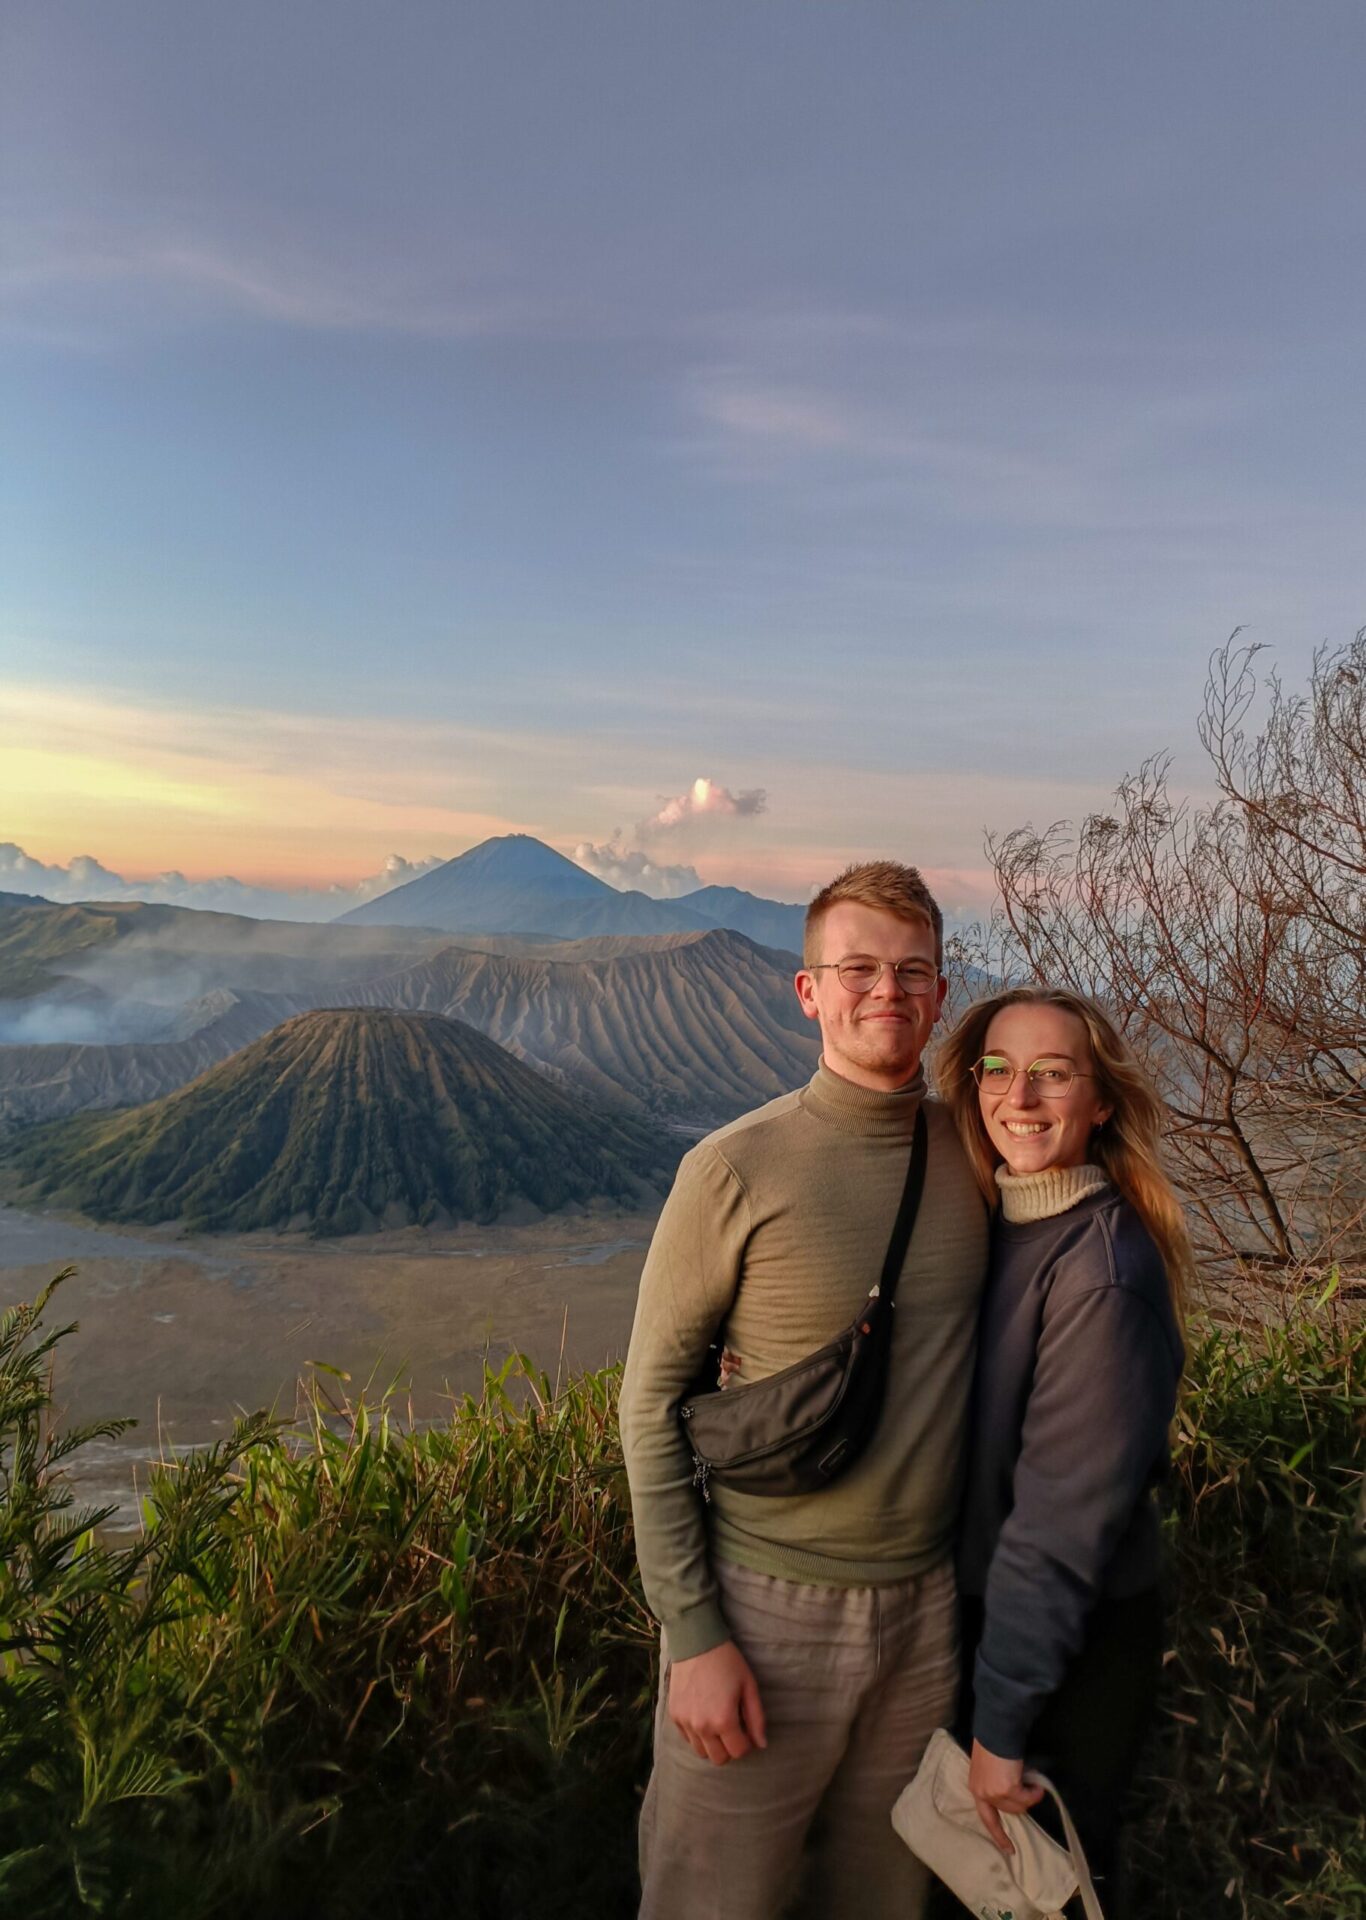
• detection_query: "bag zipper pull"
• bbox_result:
[691,1454,712,1504]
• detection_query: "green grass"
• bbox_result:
[1,1270,1362,1918]
[1133,1276,1366,1916]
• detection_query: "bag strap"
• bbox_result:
[1024,1769,1107,1920]
[873,1105,929,1308]
[694,1103,929,1387]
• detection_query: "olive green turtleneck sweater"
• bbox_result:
[619,1061,989,1661]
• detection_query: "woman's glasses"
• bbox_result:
[971,1056,1095,1098]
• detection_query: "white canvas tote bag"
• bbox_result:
[891,1728,1106,1920]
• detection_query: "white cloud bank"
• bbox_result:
[571,838,702,899]
[572,776,770,897]
[0,844,445,923]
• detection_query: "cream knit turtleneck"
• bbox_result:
[995,1161,1111,1224]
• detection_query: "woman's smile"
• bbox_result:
[977,1003,1112,1174]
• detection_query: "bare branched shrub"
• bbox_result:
[1201,629,1366,1101]
[962,637,1365,1274]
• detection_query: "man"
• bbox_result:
[620,861,989,1920]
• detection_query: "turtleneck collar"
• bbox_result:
[995,1162,1111,1224]
[801,1057,926,1141]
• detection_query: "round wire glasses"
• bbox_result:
[971,1056,1095,1098]
[808,957,940,995]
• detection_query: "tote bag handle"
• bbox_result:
[1025,1770,1106,1920]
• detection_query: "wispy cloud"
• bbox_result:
[0,677,1197,914]
[0,680,554,885]
[0,220,563,345]
[692,377,861,453]
[680,361,1095,525]
[675,306,1281,542]
[0,686,788,895]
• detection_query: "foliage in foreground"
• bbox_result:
[0,1271,654,1918]
[1,1271,1362,1919]
[1135,1275,1366,1917]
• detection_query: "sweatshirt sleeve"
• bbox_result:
[971,1264,1180,1759]
[618,1142,751,1661]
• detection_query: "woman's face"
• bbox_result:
[976,1002,1112,1176]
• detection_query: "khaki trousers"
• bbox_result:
[638,1556,956,1920]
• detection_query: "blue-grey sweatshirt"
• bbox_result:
[957,1178,1184,1759]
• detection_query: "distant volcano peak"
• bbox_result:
[334,834,711,938]
[332,833,804,950]
[450,834,607,893]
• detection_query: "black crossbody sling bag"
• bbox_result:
[678,1106,929,1501]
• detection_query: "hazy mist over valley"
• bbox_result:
[0,837,815,1133]
[0,835,819,1495]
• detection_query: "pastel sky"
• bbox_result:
[3,2,1364,917]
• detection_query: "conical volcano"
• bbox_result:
[333,833,714,937]
[7,1009,676,1235]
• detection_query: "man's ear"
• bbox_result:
[794,968,820,1022]
[933,976,948,1021]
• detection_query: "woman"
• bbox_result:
[936,986,1189,1912]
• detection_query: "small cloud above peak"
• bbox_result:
[574,777,768,897]
[644,777,767,834]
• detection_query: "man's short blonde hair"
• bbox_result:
[803,860,944,969]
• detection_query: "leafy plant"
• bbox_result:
[1,1271,1360,1917]
[1130,1277,1366,1916]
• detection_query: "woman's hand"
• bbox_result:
[968,1738,1045,1853]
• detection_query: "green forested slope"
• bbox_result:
[5,1008,675,1233]
[0,899,126,999]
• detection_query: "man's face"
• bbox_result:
[795,901,946,1091]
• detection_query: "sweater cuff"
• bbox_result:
[661,1597,732,1664]
[970,1650,1037,1762]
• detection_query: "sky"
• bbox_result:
[3,1,1364,919]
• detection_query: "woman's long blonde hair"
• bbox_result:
[937,984,1193,1316]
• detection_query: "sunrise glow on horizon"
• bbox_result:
[4,6,1363,920]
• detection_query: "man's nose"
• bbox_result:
[870,963,908,998]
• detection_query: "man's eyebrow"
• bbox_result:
[836,952,937,964]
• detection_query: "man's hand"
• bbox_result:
[968,1737,1044,1853]
[667,1639,768,1767]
